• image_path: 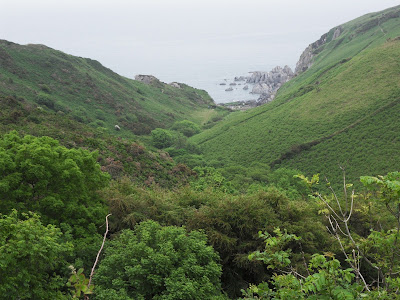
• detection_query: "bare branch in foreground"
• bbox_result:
[88,213,112,289]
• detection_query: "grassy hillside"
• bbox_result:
[191,5,400,186]
[0,40,217,137]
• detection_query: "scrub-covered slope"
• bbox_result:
[0,40,214,137]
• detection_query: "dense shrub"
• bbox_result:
[94,220,225,299]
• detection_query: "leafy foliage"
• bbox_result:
[0,131,109,225]
[0,131,110,268]
[0,210,72,299]
[94,220,225,299]
[67,266,94,299]
[243,228,363,299]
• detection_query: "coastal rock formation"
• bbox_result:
[234,76,248,82]
[295,27,342,74]
[247,65,294,104]
[225,87,233,91]
[252,83,270,94]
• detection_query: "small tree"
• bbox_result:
[94,220,225,299]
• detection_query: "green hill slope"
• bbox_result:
[0,40,215,136]
[0,94,196,187]
[191,5,400,186]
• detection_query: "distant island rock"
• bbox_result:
[234,76,247,82]
[225,87,233,91]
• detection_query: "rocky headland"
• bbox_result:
[295,26,342,74]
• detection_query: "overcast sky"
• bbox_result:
[1,0,399,84]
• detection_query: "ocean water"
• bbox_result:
[112,33,306,104]
[147,61,278,104]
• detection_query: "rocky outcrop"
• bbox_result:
[225,87,233,91]
[252,83,270,94]
[169,82,181,88]
[295,33,327,74]
[332,27,342,40]
[295,27,342,75]
[134,74,158,84]
[246,65,294,104]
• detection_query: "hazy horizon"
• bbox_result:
[1,0,399,103]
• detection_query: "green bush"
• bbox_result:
[35,93,55,110]
[171,120,201,137]
[151,128,174,149]
[94,220,225,299]
[0,210,72,299]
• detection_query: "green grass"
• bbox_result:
[190,5,400,187]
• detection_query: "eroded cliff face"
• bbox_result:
[295,27,342,75]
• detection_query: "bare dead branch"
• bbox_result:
[88,213,112,289]
[317,193,341,219]
[325,175,345,217]
[345,190,355,223]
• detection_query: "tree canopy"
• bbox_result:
[0,131,110,268]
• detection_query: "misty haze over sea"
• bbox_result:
[117,33,302,104]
